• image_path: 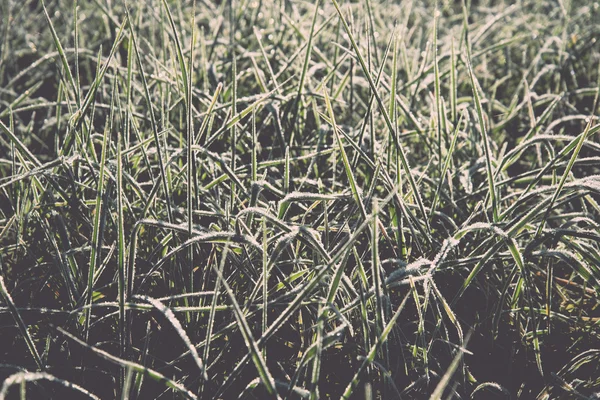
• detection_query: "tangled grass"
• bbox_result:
[1,0,600,398]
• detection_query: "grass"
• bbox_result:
[1,0,600,398]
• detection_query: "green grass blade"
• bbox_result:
[83,121,109,342]
[430,112,464,217]
[160,0,189,102]
[323,86,367,220]
[125,9,174,223]
[433,9,443,172]
[68,19,126,135]
[116,128,126,362]
[196,82,223,145]
[0,120,41,168]
[291,0,321,128]
[309,309,324,400]
[41,0,79,106]
[430,333,471,400]
[466,56,498,222]
[330,0,430,234]
[536,119,593,237]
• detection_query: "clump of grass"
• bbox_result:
[1,0,600,399]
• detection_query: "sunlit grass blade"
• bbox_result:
[0,372,99,400]
[0,120,42,168]
[330,0,430,234]
[41,0,79,106]
[68,19,126,135]
[291,0,321,128]
[83,120,109,342]
[466,55,498,222]
[430,332,472,400]
[125,8,173,223]
[536,116,594,237]
[133,295,207,380]
[322,86,367,220]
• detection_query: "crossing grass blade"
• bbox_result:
[497,95,564,176]
[0,372,100,400]
[68,19,126,134]
[83,120,110,342]
[133,295,207,380]
[196,82,223,145]
[125,8,174,223]
[536,113,594,237]
[331,0,431,235]
[430,332,472,400]
[290,0,321,128]
[0,277,44,371]
[41,0,79,106]
[4,1,600,398]
[201,240,225,384]
[351,32,394,170]
[341,292,411,399]
[211,246,279,398]
[215,191,398,398]
[466,55,498,222]
[56,327,198,400]
[430,112,464,217]
[0,120,42,168]
[322,86,367,220]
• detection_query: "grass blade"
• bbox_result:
[330,0,430,234]
[466,56,498,222]
[133,295,207,380]
[341,293,410,399]
[41,0,79,106]
[211,246,279,398]
[0,277,44,371]
[0,372,99,400]
[125,8,174,223]
[56,327,197,400]
[83,121,110,342]
[322,86,367,220]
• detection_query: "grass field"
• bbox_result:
[1,0,600,398]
